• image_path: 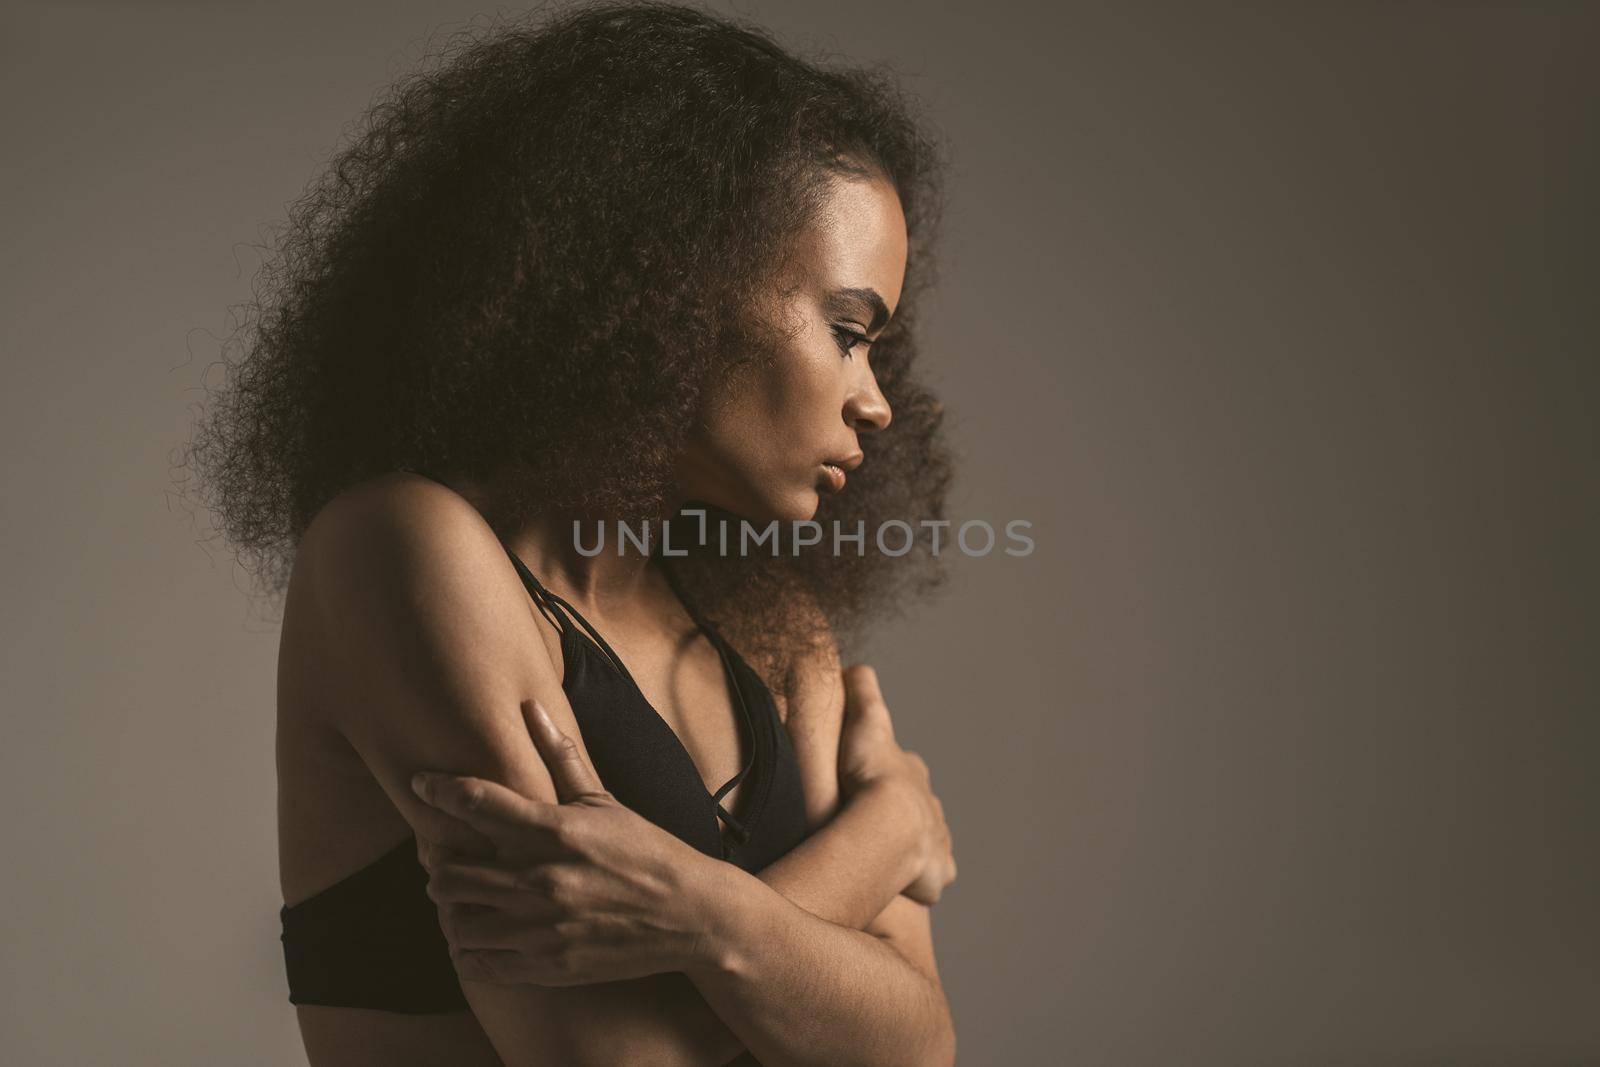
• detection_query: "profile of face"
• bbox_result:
[677,170,906,524]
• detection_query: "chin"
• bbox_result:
[685,484,812,528]
[694,471,823,528]
[781,486,824,523]
[743,486,821,526]
[739,498,815,527]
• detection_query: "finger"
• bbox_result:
[445,902,559,951]
[411,772,562,839]
[426,860,529,907]
[417,838,458,872]
[842,664,893,731]
[428,858,575,908]
[445,904,514,950]
[521,699,606,802]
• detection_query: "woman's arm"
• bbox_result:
[728,618,956,929]
[416,697,955,1067]
[304,476,949,1066]
[679,661,957,1066]
[694,881,952,1067]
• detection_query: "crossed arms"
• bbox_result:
[302,477,957,1067]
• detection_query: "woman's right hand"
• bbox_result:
[837,665,957,905]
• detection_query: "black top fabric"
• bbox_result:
[279,541,811,1019]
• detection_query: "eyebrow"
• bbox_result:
[823,287,891,335]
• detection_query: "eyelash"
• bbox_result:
[831,325,871,358]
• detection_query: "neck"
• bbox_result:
[448,466,694,609]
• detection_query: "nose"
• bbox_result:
[846,361,893,433]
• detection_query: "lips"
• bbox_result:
[819,453,863,494]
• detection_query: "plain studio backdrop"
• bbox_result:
[2,2,1596,1064]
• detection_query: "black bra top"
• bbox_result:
[279,539,811,1015]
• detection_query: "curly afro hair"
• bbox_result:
[175,0,955,680]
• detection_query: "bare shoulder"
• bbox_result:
[294,471,559,737]
[300,472,526,632]
[298,471,505,593]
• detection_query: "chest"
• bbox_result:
[545,611,806,870]
[538,604,755,811]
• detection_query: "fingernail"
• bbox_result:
[532,701,553,726]
[410,772,431,799]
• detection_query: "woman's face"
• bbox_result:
[678,172,906,524]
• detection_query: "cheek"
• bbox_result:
[696,346,844,502]
[754,347,842,434]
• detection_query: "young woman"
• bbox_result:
[183,4,958,1064]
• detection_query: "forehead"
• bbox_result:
[796,173,909,312]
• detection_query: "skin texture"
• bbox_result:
[277,172,957,1066]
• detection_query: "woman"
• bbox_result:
[183,3,958,1064]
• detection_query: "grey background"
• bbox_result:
[3,1,1596,1064]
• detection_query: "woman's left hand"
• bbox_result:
[410,699,725,986]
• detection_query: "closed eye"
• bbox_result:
[831,325,871,358]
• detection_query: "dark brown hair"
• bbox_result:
[175,0,954,680]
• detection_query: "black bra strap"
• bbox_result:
[504,547,639,682]
[504,548,574,639]
[541,586,634,682]
[708,638,759,845]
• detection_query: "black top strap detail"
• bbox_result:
[711,756,753,805]
[547,588,637,683]
[708,638,760,848]
[716,806,752,847]
[505,547,573,638]
[657,559,759,820]
[505,546,637,682]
